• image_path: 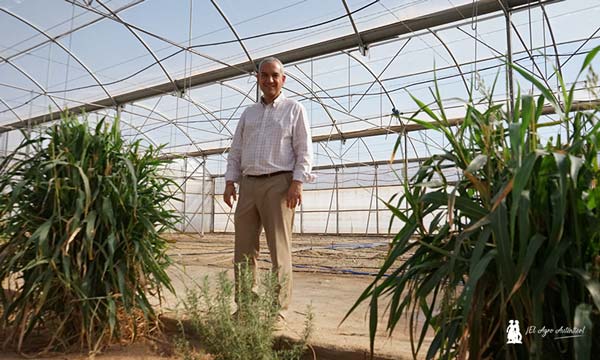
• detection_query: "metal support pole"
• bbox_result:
[347,56,351,111]
[256,80,260,102]
[26,91,33,156]
[3,132,8,157]
[375,164,380,235]
[183,157,188,232]
[403,128,409,185]
[300,197,304,235]
[211,177,216,233]
[200,156,206,236]
[504,1,515,119]
[335,167,340,235]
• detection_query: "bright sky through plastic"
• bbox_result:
[0,0,599,175]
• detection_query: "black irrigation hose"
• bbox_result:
[290,263,391,277]
[171,240,393,277]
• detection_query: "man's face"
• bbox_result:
[258,61,285,102]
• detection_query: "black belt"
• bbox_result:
[246,170,292,178]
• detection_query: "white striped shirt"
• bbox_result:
[225,92,314,183]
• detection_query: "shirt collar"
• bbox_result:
[261,92,286,108]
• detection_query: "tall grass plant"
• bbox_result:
[0,113,178,353]
[350,49,600,359]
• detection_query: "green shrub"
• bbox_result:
[0,113,178,352]
[350,49,600,359]
[179,265,312,360]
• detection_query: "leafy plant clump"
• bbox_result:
[351,49,600,359]
[178,265,313,360]
[0,113,178,353]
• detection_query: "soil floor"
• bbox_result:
[1,233,432,360]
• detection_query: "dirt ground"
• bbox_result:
[1,233,431,359]
[161,233,430,359]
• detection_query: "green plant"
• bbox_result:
[0,113,178,353]
[179,265,312,360]
[349,48,600,359]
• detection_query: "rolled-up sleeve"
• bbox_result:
[225,112,244,183]
[292,104,316,183]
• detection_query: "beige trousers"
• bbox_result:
[234,172,294,311]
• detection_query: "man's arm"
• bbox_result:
[223,114,244,208]
[287,104,314,208]
[224,181,237,208]
[286,180,302,209]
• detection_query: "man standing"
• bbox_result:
[223,57,314,320]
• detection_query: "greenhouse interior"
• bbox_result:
[1,0,599,359]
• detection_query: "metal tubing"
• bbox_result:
[504,1,515,119]
[2,0,537,133]
[201,156,206,236]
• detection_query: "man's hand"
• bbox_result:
[223,182,237,208]
[286,180,303,209]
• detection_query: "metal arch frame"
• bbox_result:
[170,81,257,133]
[538,0,562,81]
[340,46,415,172]
[1,0,544,133]
[284,71,345,140]
[0,56,63,112]
[0,96,25,125]
[130,102,205,154]
[456,26,504,57]
[103,108,161,149]
[0,8,118,106]
[130,94,163,134]
[220,82,257,130]
[13,104,161,150]
[332,135,378,181]
[0,93,43,119]
[341,0,368,56]
[340,50,397,112]
[217,81,256,103]
[426,29,471,95]
[332,137,377,171]
[134,112,227,138]
[181,94,234,136]
[290,34,591,102]
[95,0,179,94]
[287,65,384,130]
[349,37,412,113]
[0,8,116,106]
[357,138,376,165]
[495,0,555,91]
[209,0,255,69]
[0,80,160,150]
[324,135,378,234]
[549,25,600,81]
[315,141,342,234]
[176,158,208,234]
[160,97,600,161]
[66,0,252,77]
[1,0,144,65]
[284,85,383,130]
[320,49,420,181]
[130,90,236,137]
[292,63,352,113]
